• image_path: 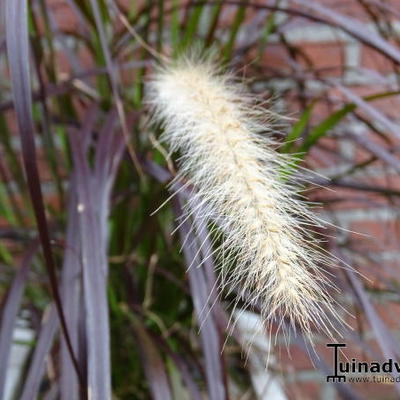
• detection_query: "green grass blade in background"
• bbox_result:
[282,102,314,153]
[299,106,351,153]
[181,1,204,50]
[298,91,400,155]
[224,1,248,60]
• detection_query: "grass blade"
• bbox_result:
[338,252,400,395]
[129,315,172,400]
[282,102,314,153]
[291,0,400,64]
[88,0,142,176]
[4,0,82,387]
[174,197,227,400]
[298,91,400,155]
[0,242,38,398]
[224,1,248,60]
[300,106,352,153]
[60,189,83,400]
[336,85,400,140]
[69,130,111,399]
[60,108,97,399]
[68,108,124,398]
[20,305,59,400]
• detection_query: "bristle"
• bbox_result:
[147,56,344,339]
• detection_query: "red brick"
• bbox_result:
[297,42,345,77]
[47,0,80,34]
[353,261,400,291]
[361,45,399,74]
[278,344,314,371]
[260,44,292,73]
[375,302,400,330]
[308,186,386,210]
[349,220,400,253]
[285,381,321,400]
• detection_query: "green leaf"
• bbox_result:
[281,102,314,153]
[224,2,247,60]
[299,105,353,153]
[298,90,400,156]
[181,2,204,51]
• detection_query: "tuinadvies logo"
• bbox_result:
[327,343,400,383]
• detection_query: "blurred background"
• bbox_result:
[1,0,400,399]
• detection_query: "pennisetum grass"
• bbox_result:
[147,54,344,340]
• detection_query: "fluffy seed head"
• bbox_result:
[147,55,343,339]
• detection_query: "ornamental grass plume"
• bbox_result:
[147,55,344,339]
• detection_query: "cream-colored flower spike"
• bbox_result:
[148,55,343,338]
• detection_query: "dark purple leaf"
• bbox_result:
[59,189,83,400]
[69,132,112,398]
[4,0,82,386]
[67,107,124,398]
[59,107,97,400]
[173,198,227,400]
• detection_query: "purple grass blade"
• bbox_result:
[173,198,227,400]
[68,108,124,398]
[59,108,97,400]
[4,0,82,385]
[0,61,150,114]
[69,131,111,398]
[289,0,400,64]
[131,317,172,400]
[94,110,118,186]
[88,0,142,174]
[60,189,83,400]
[43,384,59,400]
[20,305,58,400]
[189,205,237,342]
[94,111,130,244]
[337,251,400,394]
[348,271,400,359]
[141,157,173,184]
[337,85,400,140]
[141,159,229,398]
[0,242,38,398]
[93,110,119,243]
[348,132,400,173]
